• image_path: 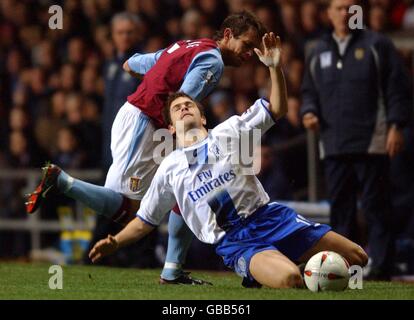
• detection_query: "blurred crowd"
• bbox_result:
[0,0,413,262]
[0,0,413,173]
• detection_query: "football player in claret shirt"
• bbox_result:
[26,11,266,284]
[89,33,368,289]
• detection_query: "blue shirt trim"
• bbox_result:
[259,98,277,123]
[137,214,158,227]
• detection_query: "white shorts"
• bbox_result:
[104,101,160,200]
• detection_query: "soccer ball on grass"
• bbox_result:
[303,251,350,292]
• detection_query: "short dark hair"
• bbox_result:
[213,10,266,41]
[163,92,205,126]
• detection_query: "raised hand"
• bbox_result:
[254,32,282,68]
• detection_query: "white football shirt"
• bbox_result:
[138,98,276,244]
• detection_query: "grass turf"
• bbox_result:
[1,262,414,300]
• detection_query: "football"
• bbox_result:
[304,251,350,292]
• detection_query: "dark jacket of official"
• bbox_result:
[301,29,412,158]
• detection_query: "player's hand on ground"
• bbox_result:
[302,113,320,131]
[386,125,404,158]
[89,235,119,263]
[254,32,281,68]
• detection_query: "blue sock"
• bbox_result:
[161,211,194,280]
[57,170,123,219]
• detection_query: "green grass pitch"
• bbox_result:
[1,263,414,300]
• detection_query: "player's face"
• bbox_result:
[169,97,206,133]
[222,27,259,67]
[328,0,356,34]
[112,20,138,54]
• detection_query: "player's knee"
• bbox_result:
[347,245,368,267]
[283,268,303,288]
[355,246,369,267]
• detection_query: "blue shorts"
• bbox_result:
[215,202,331,282]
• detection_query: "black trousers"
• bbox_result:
[324,154,394,273]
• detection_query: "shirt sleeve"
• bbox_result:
[136,161,176,226]
[224,98,276,136]
[127,49,165,75]
[179,49,224,101]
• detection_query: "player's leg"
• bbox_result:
[256,202,366,270]
[297,230,368,267]
[249,250,303,288]
[25,102,151,226]
[25,163,137,225]
[267,202,368,267]
[160,207,193,281]
[160,207,212,284]
[59,169,138,225]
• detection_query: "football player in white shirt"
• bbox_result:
[89,33,368,288]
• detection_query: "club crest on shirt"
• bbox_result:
[355,48,365,60]
[205,70,214,84]
[129,176,141,193]
[209,143,221,161]
[236,256,247,277]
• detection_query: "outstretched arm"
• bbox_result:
[123,49,165,78]
[88,217,154,263]
[89,160,176,263]
[254,33,288,120]
[123,60,143,79]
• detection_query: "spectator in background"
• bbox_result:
[280,1,304,54]
[301,0,324,41]
[54,126,87,169]
[208,91,235,127]
[32,40,57,73]
[81,66,103,98]
[199,0,228,29]
[6,49,25,92]
[255,4,284,37]
[301,0,412,279]
[234,93,254,115]
[256,143,292,201]
[286,59,304,97]
[9,107,30,132]
[67,37,87,68]
[402,0,414,29]
[263,95,307,199]
[369,5,390,32]
[60,63,79,92]
[64,93,102,167]
[7,131,44,168]
[181,9,204,39]
[7,107,46,168]
[34,90,66,156]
